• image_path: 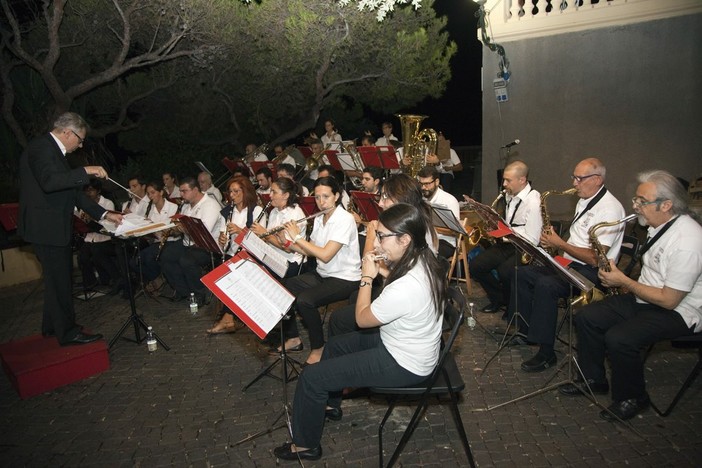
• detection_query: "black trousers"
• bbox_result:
[283,271,359,349]
[160,243,214,297]
[33,243,81,343]
[575,294,691,401]
[508,262,599,346]
[469,241,516,306]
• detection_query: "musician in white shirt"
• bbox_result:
[469,160,541,313]
[417,166,460,259]
[121,176,149,216]
[198,171,223,206]
[160,177,223,305]
[375,121,398,147]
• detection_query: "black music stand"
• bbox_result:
[109,236,170,350]
[200,254,298,444]
[235,312,297,445]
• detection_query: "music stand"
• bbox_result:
[298,197,320,217]
[480,239,640,429]
[250,161,278,180]
[108,231,171,350]
[221,157,252,179]
[200,253,298,444]
[350,191,381,222]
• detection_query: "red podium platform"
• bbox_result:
[0,335,110,399]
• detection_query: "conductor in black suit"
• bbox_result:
[18,112,123,346]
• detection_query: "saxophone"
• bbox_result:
[570,213,636,307]
[540,188,577,256]
[587,213,637,295]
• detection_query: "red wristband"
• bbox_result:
[283,240,292,248]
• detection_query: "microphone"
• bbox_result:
[502,139,520,148]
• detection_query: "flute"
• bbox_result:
[259,208,331,238]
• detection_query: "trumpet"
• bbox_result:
[259,208,332,238]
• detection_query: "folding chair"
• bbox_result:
[370,287,476,468]
[650,332,702,417]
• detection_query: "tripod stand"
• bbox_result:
[235,311,296,445]
[241,314,303,392]
[481,251,529,374]
[109,238,170,350]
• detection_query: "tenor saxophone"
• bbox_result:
[465,190,505,247]
[539,187,577,256]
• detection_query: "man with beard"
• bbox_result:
[417,166,460,259]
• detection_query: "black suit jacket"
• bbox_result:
[18,133,106,247]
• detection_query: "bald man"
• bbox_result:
[469,160,542,313]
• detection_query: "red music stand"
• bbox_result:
[297,146,313,159]
[221,157,252,178]
[250,161,279,180]
[298,197,319,216]
[0,203,19,231]
[350,191,381,222]
[323,150,341,171]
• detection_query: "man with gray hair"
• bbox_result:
[560,170,702,421]
[509,158,626,372]
[19,112,122,345]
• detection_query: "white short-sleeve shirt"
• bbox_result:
[371,261,443,376]
[310,207,361,280]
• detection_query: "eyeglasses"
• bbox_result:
[570,173,600,183]
[376,231,400,241]
[70,130,85,145]
[418,179,437,187]
[632,196,665,208]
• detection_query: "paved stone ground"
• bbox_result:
[1,278,701,467]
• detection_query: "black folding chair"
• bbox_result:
[370,287,476,468]
[650,332,702,417]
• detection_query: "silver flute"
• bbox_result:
[259,208,332,238]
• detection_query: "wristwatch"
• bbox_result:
[359,279,372,288]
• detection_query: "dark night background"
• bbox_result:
[408,0,483,146]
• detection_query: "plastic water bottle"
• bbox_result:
[146,326,157,352]
[466,302,476,330]
[189,292,199,316]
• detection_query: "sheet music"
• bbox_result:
[108,213,152,236]
[240,230,289,278]
[213,260,293,333]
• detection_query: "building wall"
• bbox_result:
[481,13,702,220]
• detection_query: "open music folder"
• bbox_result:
[201,251,295,339]
[234,228,289,278]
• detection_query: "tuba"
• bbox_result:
[396,114,438,178]
[540,187,577,256]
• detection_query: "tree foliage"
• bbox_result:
[1,0,453,194]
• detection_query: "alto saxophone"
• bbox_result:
[570,213,636,307]
[465,190,505,247]
[540,187,577,256]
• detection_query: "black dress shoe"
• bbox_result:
[559,378,609,396]
[521,353,557,372]
[507,335,531,346]
[325,407,343,421]
[61,332,103,346]
[481,302,504,313]
[273,442,322,461]
[600,395,650,421]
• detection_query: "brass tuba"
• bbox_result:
[540,187,577,256]
[396,114,438,178]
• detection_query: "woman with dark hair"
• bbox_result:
[371,173,437,255]
[207,177,306,334]
[218,176,263,257]
[280,176,361,364]
[320,119,342,147]
[274,203,448,461]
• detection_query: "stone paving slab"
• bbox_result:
[0,279,701,466]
